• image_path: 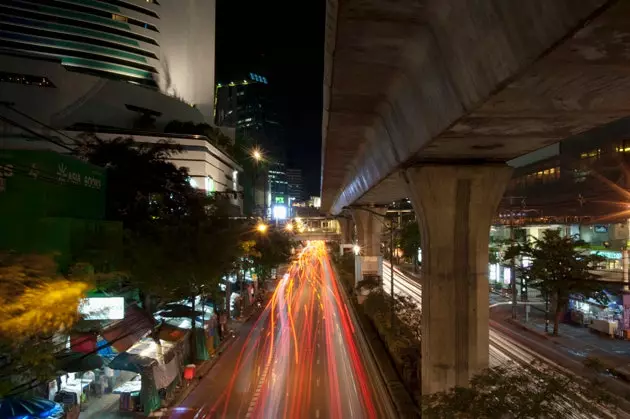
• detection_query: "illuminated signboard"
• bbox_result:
[273,205,287,220]
[79,297,124,320]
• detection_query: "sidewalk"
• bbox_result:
[491,303,630,381]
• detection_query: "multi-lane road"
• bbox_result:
[166,249,617,419]
[382,261,622,419]
[169,242,394,419]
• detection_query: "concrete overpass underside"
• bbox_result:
[322,0,630,396]
[322,0,630,213]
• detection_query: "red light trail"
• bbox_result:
[193,241,379,419]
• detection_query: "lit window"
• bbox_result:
[112,14,128,22]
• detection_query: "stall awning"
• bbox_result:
[101,305,155,352]
[56,351,103,373]
[108,352,154,373]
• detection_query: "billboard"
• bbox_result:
[80,297,124,320]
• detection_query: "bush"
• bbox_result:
[364,290,420,390]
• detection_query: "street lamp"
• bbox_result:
[250,147,264,218]
[285,223,293,232]
[256,222,268,233]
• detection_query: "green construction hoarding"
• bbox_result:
[0,149,106,219]
[0,149,117,270]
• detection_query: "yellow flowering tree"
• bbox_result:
[0,253,92,397]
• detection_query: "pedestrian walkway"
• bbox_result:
[491,304,630,379]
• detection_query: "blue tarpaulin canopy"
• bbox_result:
[0,396,63,419]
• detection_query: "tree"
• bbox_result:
[77,136,193,230]
[125,196,244,311]
[422,362,615,418]
[394,294,421,342]
[509,229,607,336]
[399,221,421,271]
[0,253,92,397]
[124,196,245,359]
[164,121,234,156]
[0,253,91,341]
[251,228,292,280]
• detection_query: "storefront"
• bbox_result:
[589,249,622,272]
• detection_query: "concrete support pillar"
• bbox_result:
[338,217,353,244]
[352,207,386,256]
[406,164,512,395]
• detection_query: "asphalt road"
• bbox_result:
[382,261,617,419]
[168,242,390,419]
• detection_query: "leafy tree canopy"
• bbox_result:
[0,253,91,340]
[422,362,615,419]
[0,254,93,397]
[399,221,421,261]
[124,195,245,307]
[251,228,292,280]
[509,229,607,335]
[164,121,233,155]
[77,136,193,229]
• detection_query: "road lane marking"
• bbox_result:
[316,377,320,387]
[316,358,320,365]
[315,409,320,418]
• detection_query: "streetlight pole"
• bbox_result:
[389,218,395,326]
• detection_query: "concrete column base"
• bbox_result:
[406,164,512,395]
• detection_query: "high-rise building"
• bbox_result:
[0,0,217,125]
[269,162,287,220]
[215,72,285,216]
[215,72,284,160]
[286,168,304,204]
[0,1,245,214]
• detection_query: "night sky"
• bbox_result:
[216,0,325,197]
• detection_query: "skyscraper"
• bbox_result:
[215,72,285,160]
[0,1,246,214]
[215,72,286,216]
[286,168,304,203]
[269,161,288,210]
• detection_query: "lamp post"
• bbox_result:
[251,148,263,217]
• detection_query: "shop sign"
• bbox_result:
[361,256,381,276]
[590,250,622,260]
[594,225,608,233]
[79,297,124,320]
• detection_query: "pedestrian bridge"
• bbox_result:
[290,217,343,242]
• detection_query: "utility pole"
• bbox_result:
[390,217,395,326]
[510,210,518,319]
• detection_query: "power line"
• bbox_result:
[0,114,75,153]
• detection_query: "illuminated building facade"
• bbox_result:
[0,0,216,126]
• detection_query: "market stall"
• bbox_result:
[107,337,187,415]
[569,291,624,337]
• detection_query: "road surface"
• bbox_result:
[169,242,392,419]
[382,261,617,419]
